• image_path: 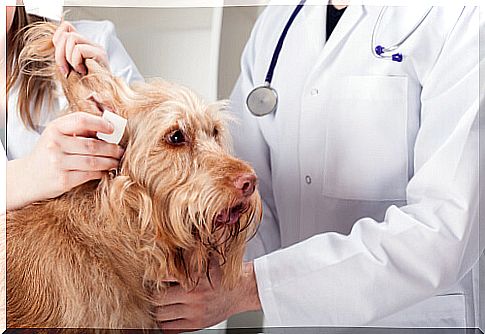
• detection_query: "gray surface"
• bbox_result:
[0,128,5,152]
[227,310,264,330]
[481,253,484,331]
[479,5,484,332]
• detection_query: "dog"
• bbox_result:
[7,22,261,329]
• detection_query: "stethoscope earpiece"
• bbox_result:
[375,45,385,56]
[392,53,403,62]
[371,7,432,63]
[375,45,403,63]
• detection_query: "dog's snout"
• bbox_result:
[234,173,257,197]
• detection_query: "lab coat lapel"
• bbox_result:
[301,3,328,56]
[314,4,365,69]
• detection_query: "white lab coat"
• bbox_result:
[231,2,482,328]
[7,20,143,160]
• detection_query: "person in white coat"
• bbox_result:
[5,3,142,210]
[155,2,482,330]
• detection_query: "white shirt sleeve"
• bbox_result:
[100,21,144,84]
[251,7,482,326]
[73,20,143,84]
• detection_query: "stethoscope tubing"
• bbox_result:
[264,0,307,85]
[249,4,434,117]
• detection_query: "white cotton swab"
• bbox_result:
[96,110,127,145]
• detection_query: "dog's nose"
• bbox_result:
[234,173,257,197]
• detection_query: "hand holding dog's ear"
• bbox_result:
[153,261,262,333]
[52,21,110,77]
[7,112,124,210]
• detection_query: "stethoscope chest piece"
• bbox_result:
[247,83,278,117]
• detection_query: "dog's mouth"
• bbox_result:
[215,202,248,226]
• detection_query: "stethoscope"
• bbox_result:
[246,3,433,117]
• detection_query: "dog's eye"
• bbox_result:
[213,127,219,137]
[167,130,186,145]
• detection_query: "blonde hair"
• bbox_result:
[6,7,57,130]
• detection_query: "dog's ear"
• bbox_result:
[60,59,136,119]
[18,22,136,119]
[59,60,104,110]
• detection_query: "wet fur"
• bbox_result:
[7,22,261,328]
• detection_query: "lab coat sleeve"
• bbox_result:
[253,7,482,325]
[98,21,144,84]
[229,11,281,261]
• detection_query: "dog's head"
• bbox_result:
[19,22,261,290]
[66,59,262,291]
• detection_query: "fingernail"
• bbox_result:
[118,147,125,157]
[59,65,68,77]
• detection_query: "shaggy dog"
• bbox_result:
[7,22,261,329]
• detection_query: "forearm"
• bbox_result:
[230,262,262,315]
[6,158,39,210]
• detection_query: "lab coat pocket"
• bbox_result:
[322,75,409,201]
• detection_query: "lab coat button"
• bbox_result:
[310,88,319,96]
[305,175,312,184]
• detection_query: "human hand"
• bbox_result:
[153,261,261,333]
[7,112,124,210]
[52,21,110,76]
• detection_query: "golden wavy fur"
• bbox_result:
[7,22,261,328]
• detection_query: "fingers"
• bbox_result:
[53,21,76,42]
[65,32,91,75]
[61,154,119,172]
[54,30,69,76]
[60,136,124,159]
[71,44,109,72]
[43,113,123,176]
[154,304,185,323]
[152,285,186,306]
[62,171,105,190]
[53,112,114,137]
[53,21,76,75]
[53,21,109,76]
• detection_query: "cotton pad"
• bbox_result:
[96,110,127,145]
